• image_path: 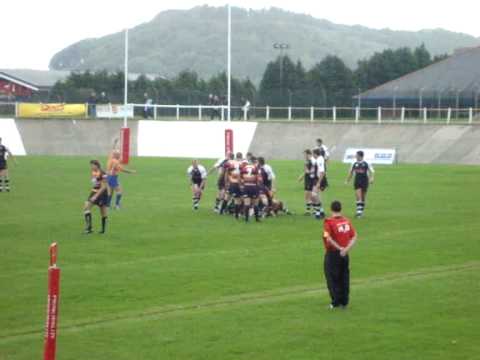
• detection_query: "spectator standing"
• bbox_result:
[208,94,215,120]
[98,91,110,105]
[241,98,251,120]
[212,95,221,120]
[143,93,154,119]
[323,201,358,309]
[87,91,97,118]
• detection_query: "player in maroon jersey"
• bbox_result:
[84,160,109,234]
[240,157,260,222]
[221,157,243,218]
[209,152,233,212]
[323,201,357,308]
[257,172,272,217]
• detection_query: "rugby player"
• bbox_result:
[298,149,315,215]
[187,160,207,210]
[208,153,232,212]
[257,157,276,217]
[257,157,276,192]
[0,138,16,192]
[84,160,109,234]
[221,155,242,217]
[345,150,375,218]
[240,157,260,222]
[106,141,136,209]
[314,138,330,161]
[311,148,326,219]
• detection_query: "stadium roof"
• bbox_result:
[0,69,68,90]
[0,69,162,91]
[359,46,480,99]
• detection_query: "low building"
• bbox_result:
[357,46,480,109]
[0,69,162,102]
[0,69,70,101]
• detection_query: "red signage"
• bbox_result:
[225,129,234,156]
[120,127,130,164]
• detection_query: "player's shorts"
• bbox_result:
[88,190,109,207]
[354,178,369,192]
[319,176,329,191]
[258,184,269,196]
[243,185,259,199]
[304,176,314,191]
[107,175,120,188]
[228,183,242,198]
[0,161,7,171]
[192,179,203,190]
[264,180,272,191]
[217,176,226,190]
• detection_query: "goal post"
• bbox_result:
[225,129,234,156]
[120,127,131,164]
[44,243,61,360]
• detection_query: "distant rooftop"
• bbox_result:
[0,69,163,91]
[359,46,480,99]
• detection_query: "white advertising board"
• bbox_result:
[343,147,396,165]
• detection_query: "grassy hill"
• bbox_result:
[49,6,479,83]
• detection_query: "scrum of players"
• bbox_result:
[188,152,290,222]
[187,137,375,222]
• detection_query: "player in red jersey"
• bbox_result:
[323,201,357,308]
[240,157,260,222]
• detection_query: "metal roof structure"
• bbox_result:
[0,69,70,90]
[359,46,480,100]
[0,69,162,92]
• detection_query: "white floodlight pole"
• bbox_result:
[124,28,129,128]
[227,4,232,122]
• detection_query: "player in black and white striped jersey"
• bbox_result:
[314,138,330,162]
[311,148,327,219]
[346,150,375,218]
[187,160,208,210]
[0,138,16,193]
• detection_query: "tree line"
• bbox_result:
[51,44,447,107]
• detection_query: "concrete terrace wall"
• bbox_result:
[15,119,138,156]
[249,122,480,165]
[2,119,479,164]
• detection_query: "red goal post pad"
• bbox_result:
[120,127,131,164]
[44,243,61,360]
[225,129,234,156]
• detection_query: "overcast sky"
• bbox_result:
[2,0,479,70]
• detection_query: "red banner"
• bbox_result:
[120,127,130,164]
[44,266,60,360]
[225,129,234,156]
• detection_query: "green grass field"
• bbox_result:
[1,157,479,360]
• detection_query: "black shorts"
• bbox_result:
[192,178,203,187]
[243,185,259,199]
[304,176,315,191]
[217,176,225,190]
[88,190,109,207]
[0,161,7,171]
[354,179,369,192]
[258,184,269,196]
[319,176,329,191]
[264,180,272,191]
[228,183,242,198]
